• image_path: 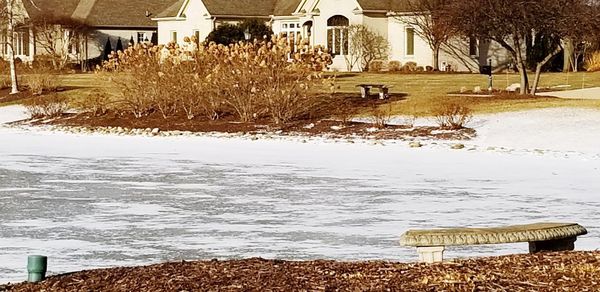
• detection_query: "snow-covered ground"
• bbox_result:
[1,105,599,284]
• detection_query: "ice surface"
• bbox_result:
[1,106,599,284]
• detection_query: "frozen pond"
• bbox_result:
[1,127,599,283]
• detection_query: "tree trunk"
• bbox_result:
[513,36,529,94]
[562,38,573,73]
[531,46,563,95]
[6,0,19,94]
[514,53,529,94]
[432,44,440,71]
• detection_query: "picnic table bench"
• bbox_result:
[400,222,587,263]
[356,84,391,99]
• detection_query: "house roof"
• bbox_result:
[357,0,415,12]
[22,0,173,28]
[273,0,302,16]
[201,0,278,17]
[155,0,185,18]
[155,0,416,20]
[22,0,81,19]
[84,0,174,27]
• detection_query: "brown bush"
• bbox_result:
[25,64,59,95]
[370,103,393,128]
[368,60,384,72]
[388,61,402,72]
[405,61,417,71]
[432,102,472,129]
[0,75,9,90]
[72,92,113,116]
[97,37,333,124]
[585,51,600,72]
[23,93,70,118]
[415,66,425,72]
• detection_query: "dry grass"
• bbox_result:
[3,71,600,117]
[331,71,600,116]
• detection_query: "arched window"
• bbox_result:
[327,15,349,55]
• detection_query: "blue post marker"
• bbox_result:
[27,255,47,283]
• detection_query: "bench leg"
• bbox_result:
[379,88,389,99]
[360,87,370,98]
[417,246,445,263]
[528,236,577,253]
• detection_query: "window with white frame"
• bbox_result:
[170,31,177,43]
[1,30,29,57]
[137,32,148,44]
[327,15,349,55]
[1,31,7,56]
[280,22,301,40]
[406,27,415,56]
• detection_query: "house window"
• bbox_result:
[137,32,148,44]
[171,31,177,43]
[1,30,29,57]
[13,31,29,56]
[469,36,478,56]
[193,30,200,43]
[280,22,301,39]
[327,15,349,55]
[302,21,313,44]
[406,27,415,56]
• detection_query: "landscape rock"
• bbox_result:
[452,143,465,149]
[506,83,521,92]
[409,141,423,148]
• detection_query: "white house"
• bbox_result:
[153,0,513,72]
[1,0,173,68]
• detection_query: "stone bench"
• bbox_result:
[356,84,391,99]
[400,222,587,263]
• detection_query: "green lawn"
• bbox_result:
[3,71,600,116]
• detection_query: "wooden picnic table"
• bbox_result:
[356,84,391,99]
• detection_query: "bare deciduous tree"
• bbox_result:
[344,25,389,72]
[395,0,455,71]
[446,0,596,95]
[30,14,90,70]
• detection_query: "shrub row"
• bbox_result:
[368,60,434,73]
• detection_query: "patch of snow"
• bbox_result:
[0,105,28,124]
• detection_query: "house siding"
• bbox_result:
[156,0,214,45]
[153,0,514,72]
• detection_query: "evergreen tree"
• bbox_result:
[115,37,123,52]
[102,38,112,60]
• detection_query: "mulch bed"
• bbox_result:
[0,88,31,104]
[30,94,474,141]
[3,251,599,291]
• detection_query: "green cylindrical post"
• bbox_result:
[27,255,47,283]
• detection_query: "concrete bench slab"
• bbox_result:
[400,222,587,263]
